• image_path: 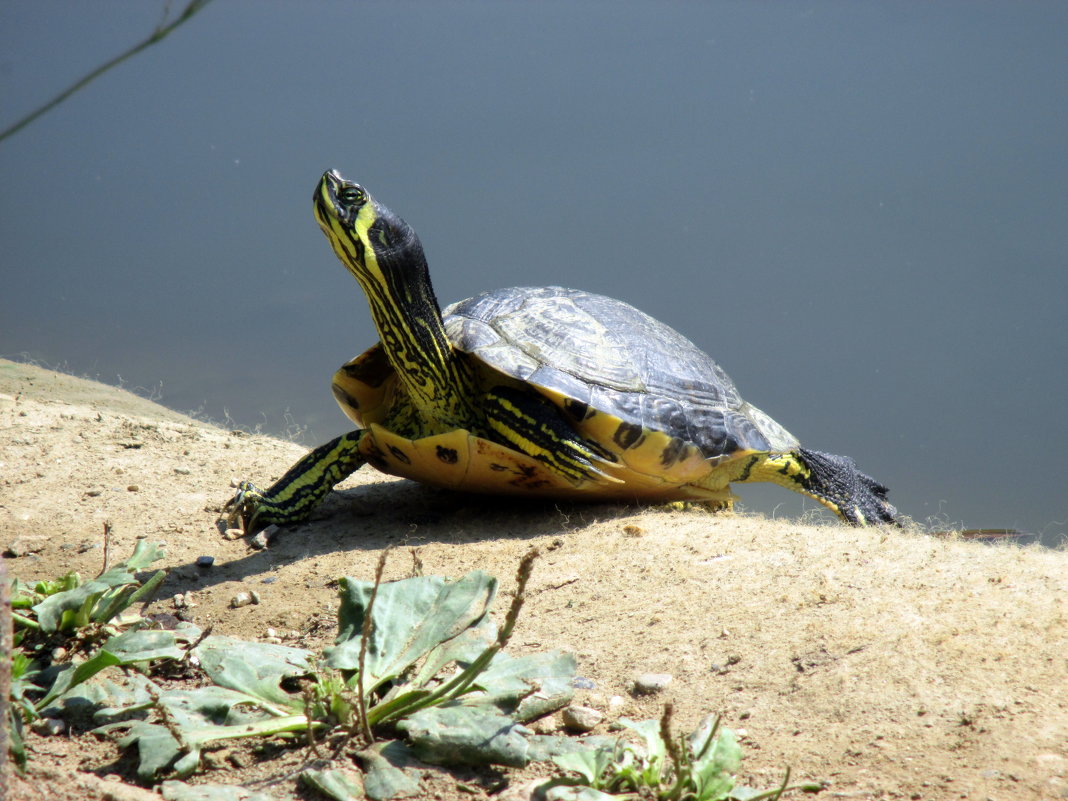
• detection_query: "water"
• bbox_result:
[2,2,1066,545]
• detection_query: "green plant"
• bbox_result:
[50,548,579,798]
[544,704,822,801]
[6,538,168,769]
[11,539,166,637]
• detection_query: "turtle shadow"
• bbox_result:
[160,477,644,594]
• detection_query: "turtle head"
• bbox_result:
[313,170,429,291]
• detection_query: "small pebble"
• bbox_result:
[608,695,626,711]
[174,466,191,475]
[261,576,277,584]
[249,530,269,550]
[249,590,261,604]
[222,528,244,540]
[195,555,215,568]
[3,537,46,558]
[529,715,558,735]
[51,647,68,662]
[127,484,139,492]
[231,592,253,609]
[633,673,673,695]
[86,487,104,497]
[561,705,604,733]
[147,613,180,630]
[32,718,67,736]
[572,676,596,690]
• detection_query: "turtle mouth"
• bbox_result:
[314,169,348,225]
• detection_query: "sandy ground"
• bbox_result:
[2,357,1067,801]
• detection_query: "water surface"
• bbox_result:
[2,2,1065,544]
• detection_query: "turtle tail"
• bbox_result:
[794,448,900,526]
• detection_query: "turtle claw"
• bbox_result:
[221,480,268,532]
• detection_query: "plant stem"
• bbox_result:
[11,613,39,631]
[355,549,389,745]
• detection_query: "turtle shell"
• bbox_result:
[332,286,798,501]
[444,286,798,459]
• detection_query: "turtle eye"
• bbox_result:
[338,185,366,206]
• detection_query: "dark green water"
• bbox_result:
[2,2,1066,544]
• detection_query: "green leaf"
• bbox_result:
[121,721,188,780]
[301,767,366,801]
[471,649,576,720]
[38,625,192,712]
[194,635,311,711]
[31,541,165,632]
[397,704,530,767]
[36,648,122,710]
[690,722,741,800]
[552,746,617,786]
[326,572,497,692]
[355,740,422,800]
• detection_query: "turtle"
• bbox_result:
[224,170,899,531]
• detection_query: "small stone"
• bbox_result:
[127,484,140,492]
[51,647,68,662]
[3,536,46,557]
[561,705,604,733]
[266,627,278,638]
[195,555,215,568]
[174,466,191,475]
[249,530,269,550]
[231,592,253,609]
[86,487,104,497]
[633,673,673,695]
[572,676,596,690]
[249,590,261,604]
[529,715,559,735]
[32,717,67,736]
[608,695,626,711]
[147,613,180,630]
[222,528,244,540]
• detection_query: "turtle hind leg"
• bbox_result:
[743,448,900,526]
[224,430,368,531]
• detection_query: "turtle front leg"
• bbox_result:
[224,430,368,531]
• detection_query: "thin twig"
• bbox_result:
[0,0,216,143]
[179,623,213,663]
[498,547,539,648]
[147,686,191,754]
[355,549,390,745]
[99,521,113,578]
[302,683,324,759]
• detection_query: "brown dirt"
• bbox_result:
[2,357,1067,801]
